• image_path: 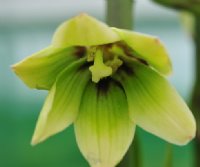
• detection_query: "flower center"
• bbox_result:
[87,42,148,83]
[89,49,113,83]
[87,43,128,83]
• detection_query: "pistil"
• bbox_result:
[89,49,112,83]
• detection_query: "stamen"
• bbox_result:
[110,45,126,57]
[105,56,123,73]
[87,47,96,62]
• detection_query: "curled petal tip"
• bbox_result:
[31,135,40,146]
[77,12,89,18]
[177,121,196,146]
[11,64,17,72]
[31,138,37,146]
[31,133,46,146]
[177,135,195,146]
[185,134,195,144]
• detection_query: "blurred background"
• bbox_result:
[0,0,196,167]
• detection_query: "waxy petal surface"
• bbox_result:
[114,61,196,145]
[75,81,135,167]
[52,13,120,47]
[113,28,172,75]
[12,46,79,90]
[32,58,90,145]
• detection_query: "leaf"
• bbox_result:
[152,0,200,15]
[74,80,135,167]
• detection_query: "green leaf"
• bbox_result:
[12,46,80,90]
[152,0,200,15]
[75,80,135,167]
[52,13,120,47]
[31,58,90,145]
[112,28,172,75]
[114,61,196,145]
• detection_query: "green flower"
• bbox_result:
[12,13,196,167]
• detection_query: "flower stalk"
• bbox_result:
[191,14,200,167]
[106,0,134,29]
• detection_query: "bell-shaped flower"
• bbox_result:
[12,13,196,167]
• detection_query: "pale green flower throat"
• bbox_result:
[87,42,139,83]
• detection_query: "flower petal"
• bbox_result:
[52,13,120,47]
[12,46,81,90]
[75,80,135,167]
[31,58,90,145]
[114,61,196,145]
[113,28,172,75]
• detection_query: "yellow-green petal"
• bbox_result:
[114,62,196,145]
[75,80,135,167]
[31,58,90,145]
[113,28,172,75]
[12,46,80,90]
[52,13,120,47]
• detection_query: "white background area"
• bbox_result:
[0,0,177,23]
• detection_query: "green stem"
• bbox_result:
[106,1,140,167]
[191,14,200,167]
[164,144,173,167]
[106,0,134,29]
[116,135,141,167]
